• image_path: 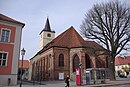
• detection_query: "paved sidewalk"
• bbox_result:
[0,80,130,87]
[88,80,130,87]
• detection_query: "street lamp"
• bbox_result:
[20,48,26,87]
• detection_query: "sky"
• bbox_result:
[0,0,130,60]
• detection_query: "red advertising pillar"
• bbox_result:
[76,68,81,85]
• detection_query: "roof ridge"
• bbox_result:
[52,26,86,48]
[0,13,25,26]
[52,26,74,44]
[71,27,85,46]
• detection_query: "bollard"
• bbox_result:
[8,78,11,86]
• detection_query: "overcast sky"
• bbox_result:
[0,0,129,60]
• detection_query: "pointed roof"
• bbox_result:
[38,26,106,53]
[40,17,55,34]
[44,17,51,31]
[0,13,25,27]
[52,26,86,48]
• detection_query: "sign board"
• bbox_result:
[86,70,90,73]
[59,73,64,80]
[76,70,79,75]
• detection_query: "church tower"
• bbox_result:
[39,18,55,49]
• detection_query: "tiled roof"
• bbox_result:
[37,26,106,54]
[0,13,25,27]
[52,26,86,48]
[85,41,106,51]
[19,60,29,69]
[115,56,130,65]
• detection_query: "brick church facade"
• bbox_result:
[28,18,109,81]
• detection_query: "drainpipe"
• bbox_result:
[68,48,70,76]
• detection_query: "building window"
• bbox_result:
[47,33,51,37]
[73,54,79,72]
[59,54,64,67]
[0,29,10,42]
[0,52,8,66]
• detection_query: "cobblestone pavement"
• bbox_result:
[1,81,130,87]
[1,78,130,87]
[110,85,130,87]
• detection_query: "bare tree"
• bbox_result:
[80,1,130,80]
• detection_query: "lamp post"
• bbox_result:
[20,48,26,87]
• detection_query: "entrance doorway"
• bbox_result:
[85,54,91,69]
[73,54,79,72]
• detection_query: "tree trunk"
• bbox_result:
[108,55,116,80]
[109,61,115,80]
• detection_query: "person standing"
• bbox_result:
[65,75,70,87]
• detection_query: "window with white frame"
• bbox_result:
[0,29,10,42]
[0,52,8,66]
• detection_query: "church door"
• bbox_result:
[85,54,91,69]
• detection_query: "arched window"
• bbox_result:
[59,54,64,67]
[73,54,79,72]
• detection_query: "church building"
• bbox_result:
[28,18,109,81]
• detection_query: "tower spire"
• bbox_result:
[40,17,55,34]
[39,17,55,49]
[43,17,51,31]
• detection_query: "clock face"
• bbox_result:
[47,33,51,37]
